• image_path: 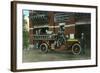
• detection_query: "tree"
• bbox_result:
[23,15,29,49]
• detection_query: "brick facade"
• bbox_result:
[29,11,75,44]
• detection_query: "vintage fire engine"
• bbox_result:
[33,24,81,55]
[31,12,81,55]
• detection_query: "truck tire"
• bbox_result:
[40,43,48,53]
[72,43,81,55]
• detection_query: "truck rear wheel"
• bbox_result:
[72,43,81,55]
[40,43,48,53]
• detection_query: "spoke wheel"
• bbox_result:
[72,43,81,55]
[40,43,48,53]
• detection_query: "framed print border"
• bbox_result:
[11,1,98,72]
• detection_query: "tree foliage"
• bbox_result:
[23,18,29,49]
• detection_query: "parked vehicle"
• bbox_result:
[33,25,81,55]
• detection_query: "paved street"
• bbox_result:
[22,48,90,63]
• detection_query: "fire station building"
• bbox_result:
[29,11,90,48]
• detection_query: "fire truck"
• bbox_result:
[33,24,81,55]
[31,12,81,55]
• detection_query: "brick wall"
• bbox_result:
[29,11,75,44]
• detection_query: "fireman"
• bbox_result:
[56,23,66,47]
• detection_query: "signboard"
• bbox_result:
[54,13,71,23]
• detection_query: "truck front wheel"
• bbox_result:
[72,43,81,55]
